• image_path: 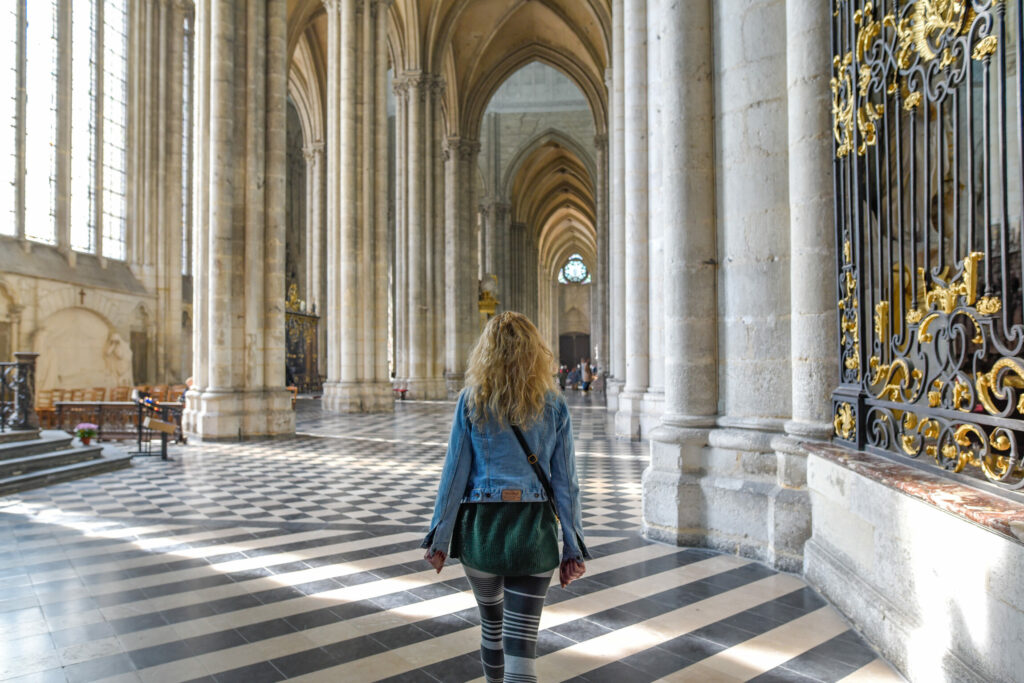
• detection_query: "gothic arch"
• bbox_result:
[501,128,596,201]
[288,30,325,148]
[462,44,605,140]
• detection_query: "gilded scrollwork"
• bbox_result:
[833,0,1024,492]
[831,52,856,158]
[834,402,856,440]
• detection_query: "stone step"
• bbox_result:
[0,445,105,478]
[0,430,75,461]
[0,429,40,445]
[0,448,133,496]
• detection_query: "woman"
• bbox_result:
[422,311,589,683]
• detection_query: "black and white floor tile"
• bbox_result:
[0,395,902,683]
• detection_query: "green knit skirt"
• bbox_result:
[450,502,559,576]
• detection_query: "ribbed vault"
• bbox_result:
[386,0,609,138]
[508,139,596,279]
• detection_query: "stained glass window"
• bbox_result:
[559,253,591,284]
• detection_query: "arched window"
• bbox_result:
[558,253,591,284]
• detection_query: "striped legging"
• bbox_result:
[464,566,554,683]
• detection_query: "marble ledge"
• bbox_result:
[803,442,1024,547]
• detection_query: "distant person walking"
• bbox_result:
[422,311,589,683]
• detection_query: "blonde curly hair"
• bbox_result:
[464,311,557,428]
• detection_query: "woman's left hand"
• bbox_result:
[423,549,447,573]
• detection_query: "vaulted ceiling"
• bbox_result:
[509,139,596,277]
[287,0,609,140]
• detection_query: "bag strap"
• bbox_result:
[511,424,559,521]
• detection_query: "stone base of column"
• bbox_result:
[615,390,645,440]
[643,421,811,573]
[641,390,665,439]
[445,373,465,400]
[405,378,448,401]
[643,423,710,547]
[784,418,834,442]
[605,378,624,412]
[183,388,296,441]
[323,381,395,413]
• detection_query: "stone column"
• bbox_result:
[303,143,325,315]
[481,203,495,285]
[321,0,393,412]
[159,0,186,384]
[593,133,609,375]
[703,0,797,570]
[184,0,210,432]
[493,201,510,310]
[607,0,627,411]
[430,77,447,392]
[785,0,836,440]
[445,137,480,396]
[392,76,409,384]
[405,72,428,397]
[644,19,664,427]
[645,0,718,545]
[373,0,391,391]
[615,0,649,440]
[183,0,294,439]
[397,71,445,399]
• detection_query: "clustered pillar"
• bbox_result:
[614,0,649,440]
[392,71,447,399]
[445,137,481,396]
[606,0,838,570]
[184,0,294,439]
[132,0,190,384]
[321,0,392,412]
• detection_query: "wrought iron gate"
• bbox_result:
[831,0,1024,494]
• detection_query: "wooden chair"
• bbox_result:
[150,385,168,402]
[35,389,56,428]
[70,388,86,402]
[167,385,187,402]
[85,387,106,401]
[109,386,131,401]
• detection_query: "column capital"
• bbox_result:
[445,136,480,162]
[430,74,446,99]
[605,67,613,91]
[493,202,511,220]
[302,142,325,162]
[593,133,608,149]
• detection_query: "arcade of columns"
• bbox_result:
[182,0,837,571]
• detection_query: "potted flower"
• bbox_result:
[74,423,98,446]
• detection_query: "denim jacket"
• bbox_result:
[421,390,590,562]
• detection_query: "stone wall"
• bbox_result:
[804,446,1024,683]
[0,240,175,391]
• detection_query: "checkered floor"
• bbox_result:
[0,394,902,682]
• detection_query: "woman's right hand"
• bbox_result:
[560,558,585,587]
[424,549,447,573]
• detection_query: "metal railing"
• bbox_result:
[831,0,1024,495]
[0,353,39,433]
